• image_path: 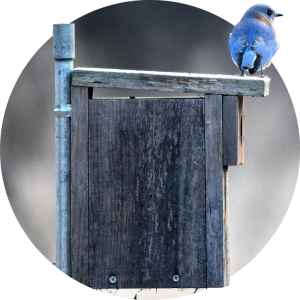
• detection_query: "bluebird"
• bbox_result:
[229,4,283,77]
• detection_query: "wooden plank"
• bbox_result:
[72,68,270,97]
[88,98,206,289]
[239,97,245,165]
[222,96,244,166]
[223,166,230,286]
[223,95,239,166]
[205,94,227,287]
[71,86,90,285]
[176,98,206,288]
[223,96,237,165]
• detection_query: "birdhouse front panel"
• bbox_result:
[70,92,230,289]
[88,98,206,288]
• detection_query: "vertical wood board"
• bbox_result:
[222,95,244,166]
[239,97,245,165]
[71,86,90,285]
[223,166,230,286]
[88,98,206,288]
[205,94,226,287]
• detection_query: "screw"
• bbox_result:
[173,274,180,282]
[109,276,117,283]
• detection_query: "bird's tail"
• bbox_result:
[241,49,257,70]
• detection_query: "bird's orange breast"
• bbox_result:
[254,13,273,25]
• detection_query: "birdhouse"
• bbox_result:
[54,24,270,289]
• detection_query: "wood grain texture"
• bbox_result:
[88,98,206,289]
[205,95,227,287]
[222,96,244,166]
[71,86,90,285]
[239,97,245,165]
[223,95,239,166]
[223,166,230,286]
[72,68,270,97]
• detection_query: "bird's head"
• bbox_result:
[243,4,283,25]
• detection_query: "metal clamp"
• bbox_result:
[54,104,71,118]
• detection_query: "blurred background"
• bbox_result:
[1,1,299,299]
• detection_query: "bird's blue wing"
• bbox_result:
[229,34,248,69]
[249,35,279,74]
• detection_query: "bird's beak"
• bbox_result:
[275,13,283,17]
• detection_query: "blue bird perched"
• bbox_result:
[229,4,283,77]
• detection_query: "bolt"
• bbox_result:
[109,276,117,284]
[173,274,180,282]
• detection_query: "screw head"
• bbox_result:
[109,276,117,283]
[173,274,180,282]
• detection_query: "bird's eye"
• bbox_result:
[267,10,272,15]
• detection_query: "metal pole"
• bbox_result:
[53,24,75,275]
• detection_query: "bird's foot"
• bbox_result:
[235,71,246,77]
[258,67,268,78]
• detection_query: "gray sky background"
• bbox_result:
[1,1,299,298]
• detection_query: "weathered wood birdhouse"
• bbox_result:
[54,24,270,289]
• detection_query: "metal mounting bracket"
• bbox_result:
[54,104,71,118]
